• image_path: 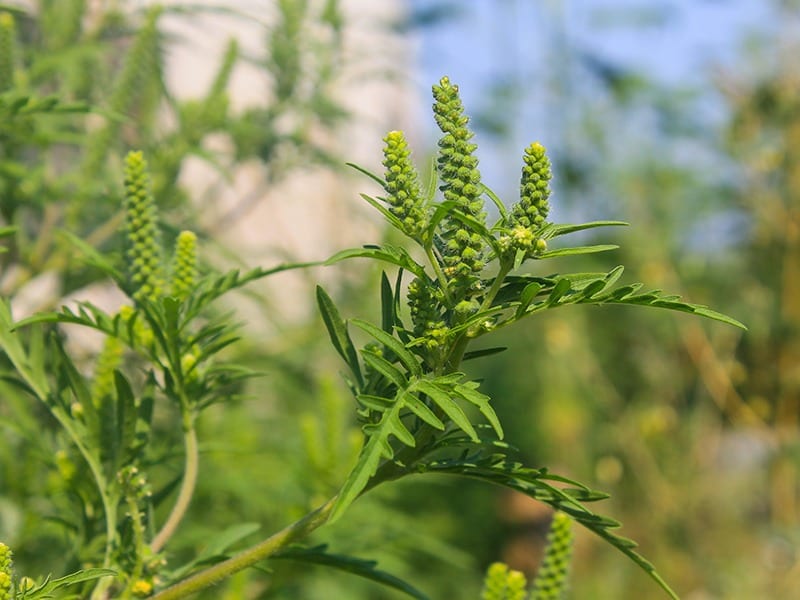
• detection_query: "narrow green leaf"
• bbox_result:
[273,544,429,600]
[405,393,445,430]
[32,568,116,595]
[482,184,508,220]
[547,278,572,305]
[415,380,478,442]
[359,193,406,232]
[346,161,385,187]
[361,350,408,388]
[316,286,363,388]
[325,245,427,278]
[543,221,628,238]
[462,347,507,361]
[537,244,619,259]
[452,383,503,439]
[331,386,413,522]
[58,230,121,282]
[380,272,395,333]
[357,394,395,411]
[351,318,422,378]
[516,282,543,317]
[419,456,678,600]
[114,371,137,467]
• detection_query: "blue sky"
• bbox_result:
[405,0,777,233]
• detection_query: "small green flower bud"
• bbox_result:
[124,151,164,303]
[171,230,198,301]
[531,511,574,599]
[454,299,478,316]
[481,562,527,600]
[381,131,427,238]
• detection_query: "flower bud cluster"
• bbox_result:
[408,277,449,350]
[481,562,527,600]
[0,542,12,600]
[382,131,426,238]
[124,151,164,303]
[507,142,551,256]
[171,230,198,301]
[432,77,486,288]
[118,465,152,501]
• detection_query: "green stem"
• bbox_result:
[446,261,512,369]
[119,493,147,600]
[150,497,337,600]
[425,244,452,304]
[150,421,198,553]
[481,261,512,312]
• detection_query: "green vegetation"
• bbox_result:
[2,2,789,599]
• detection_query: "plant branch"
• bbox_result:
[150,423,199,553]
[150,496,337,600]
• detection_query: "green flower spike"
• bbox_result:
[0,542,13,600]
[481,562,528,600]
[171,230,198,301]
[83,7,162,174]
[124,151,164,303]
[432,76,486,289]
[508,142,552,256]
[407,276,449,352]
[0,12,16,93]
[531,511,574,600]
[382,130,426,238]
[91,336,124,406]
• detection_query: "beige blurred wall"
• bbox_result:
[157,0,420,324]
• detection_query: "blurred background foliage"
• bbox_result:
[0,0,798,598]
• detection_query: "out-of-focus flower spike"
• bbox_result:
[0,542,14,600]
[124,151,164,303]
[171,230,198,301]
[0,11,16,93]
[481,562,528,600]
[530,511,574,600]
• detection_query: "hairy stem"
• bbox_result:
[150,424,198,553]
[150,497,337,600]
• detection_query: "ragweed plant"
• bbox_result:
[0,76,744,599]
[318,76,744,598]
